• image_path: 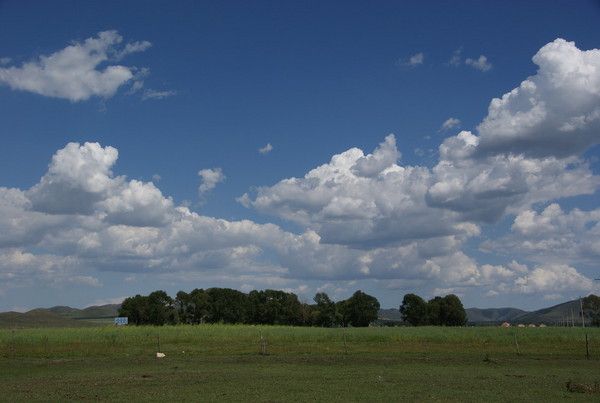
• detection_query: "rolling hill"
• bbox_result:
[0,304,121,328]
[467,298,590,325]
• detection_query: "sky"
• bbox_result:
[1,0,600,311]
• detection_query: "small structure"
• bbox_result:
[539,324,547,328]
[114,317,128,326]
[501,322,511,328]
[528,324,536,328]
[517,324,526,328]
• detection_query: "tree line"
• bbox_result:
[118,288,380,327]
[399,293,467,326]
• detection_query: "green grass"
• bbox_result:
[1,325,599,401]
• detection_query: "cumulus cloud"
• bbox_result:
[482,203,600,266]
[427,131,600,222]
[514,264,595,295]
[259,143,273,155]
[465,55,492,72]
[439,117,461,132]
[3,38,600,305]
[198,168,226,195]
[477,39,600,158]
[241,134,477,247]
[27,142,119,215]
[0,30,151,101]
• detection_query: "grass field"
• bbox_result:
[1,325,599,401]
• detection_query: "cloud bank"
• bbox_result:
[1,39,599,305]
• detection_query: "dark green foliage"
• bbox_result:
[119,295,149,325]
[583,294,600,326]
[206,288,249,324]
[399,293,467,326]
[119,291,176,326]
[248,289,303,325]
[313,292,337,327]
[341,290,380,327]
[399,293,428,326]
[119,288,380,327]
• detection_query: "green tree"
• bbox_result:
[343,290,380,327]
[119,294,149,325]
[206,288,248,323]
[189,288,211,324]
[147,290,176,325]
[248,289,303,325]
[399,293,428,326]
[426,294,467,326]
[313,292,336,327]
[583,294,600,326]
[440,294,467,326]
[175,291,191,324]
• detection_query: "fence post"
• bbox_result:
[585,333,590,360]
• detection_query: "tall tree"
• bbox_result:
[343,290,380,327]
[313,292,336,327]
[583,294,600,326]
[206,288,248,323]
[119,294,149,325]
[399,293,428,326]
[147,290,176,325]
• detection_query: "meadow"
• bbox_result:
[1,325,599,401]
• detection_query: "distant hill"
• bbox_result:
[467,299,589,325]
[0,304,121,328]
[0,309,91,328]
[512,299,585,325]
[49,304,120,319]
[466,307,527,324]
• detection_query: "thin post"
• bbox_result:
[585,333,590,360]
[580,297,586,328]
[11,329,15,357]
[157,334,161,352]
[513,332,520,355]
[259,330,267,355]
[343,328,348,355]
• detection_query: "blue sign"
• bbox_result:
[114,317,128,326]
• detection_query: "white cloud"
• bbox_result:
[2,39,600,304]
[114,40,152,60]
[351,134,400,177]
[482,203,600,266]
[242,134,476,247]
[448,48,462,67]
[514,264,595,295]
[402,52,424,67]
[465,55,492,72]
[428,131,600,222]
[69,275,102,287]
[0,31,151,101]
[477,39,600,158]
[198,168,226,195]
[439,117,461,132]
[259,143,273,155]
[27,142,119,215]
[0,57,11,65]
[142,89,176,100]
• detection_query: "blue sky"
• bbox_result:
[1,1,600,311]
